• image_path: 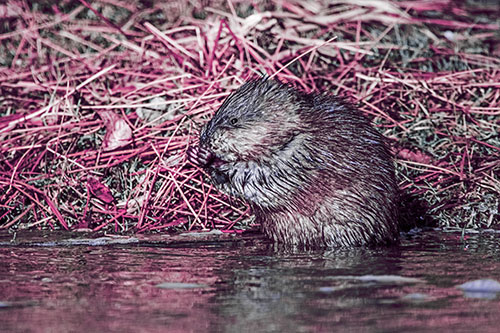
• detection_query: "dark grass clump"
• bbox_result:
[0,0,499,233]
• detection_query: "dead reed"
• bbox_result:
[0,0,498,233]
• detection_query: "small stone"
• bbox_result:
[155,282,208,289]
[457,279,500,292]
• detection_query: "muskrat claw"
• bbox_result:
[187,145,215,167]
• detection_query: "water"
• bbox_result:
[1,230,500,332]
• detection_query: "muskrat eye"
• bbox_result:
[229,118,238,125]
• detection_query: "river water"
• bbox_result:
[1,229,500,332]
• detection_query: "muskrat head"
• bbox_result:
[198,78,304,166]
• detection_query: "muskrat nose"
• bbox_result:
[200,126,210,145]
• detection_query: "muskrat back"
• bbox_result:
[189,78,399,248]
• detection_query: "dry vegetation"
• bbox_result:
[0,0,499,233]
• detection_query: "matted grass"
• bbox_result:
[0,0,499,233]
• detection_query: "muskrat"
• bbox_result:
[188,77,399,248]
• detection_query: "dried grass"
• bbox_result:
[1,0,499,233]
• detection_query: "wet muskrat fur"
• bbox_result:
[188,78,399,248]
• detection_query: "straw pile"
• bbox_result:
[1,0,498,233]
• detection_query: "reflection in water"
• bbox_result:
[1,231,500,332]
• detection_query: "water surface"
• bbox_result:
[1,230,500,332]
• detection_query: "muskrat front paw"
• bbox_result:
[209,167,229,185]
[186,145,200,166]
[197,145,215,167]
[187,145,215,167]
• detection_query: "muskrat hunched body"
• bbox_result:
[189,78,399,248]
